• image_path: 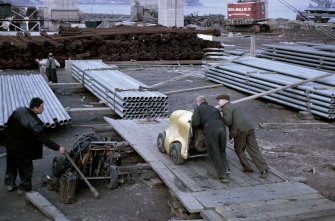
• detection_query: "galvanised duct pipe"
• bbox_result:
[31,75,72,124]
[233,57,335,86]
[21,75,55,127]
[207,71,334,114]
[257,54,335,72]
[206,58,335,119]
[71,62,168,102]
[260,48,335,62]
[207,75,333,119]
[216,63,335,98]
[261,44,335,59]
[0,74,72,130]
[71,60,169,119]
[211,67,335,104]
[206,74,334,117]
[208,70,333,109]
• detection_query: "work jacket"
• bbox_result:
[220,102,253,139]
[46,58,60,69]
[4,107,59,160]
[192,102,225,131]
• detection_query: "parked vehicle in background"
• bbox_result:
[224,0,271,33]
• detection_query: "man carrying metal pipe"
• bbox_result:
[216,94,270,178]
[36,53,60,83]
[3,97,65,194]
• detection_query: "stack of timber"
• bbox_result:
[105,117,335,220]
[0,26,221,69]
[257,42,335,72]
[0,74,71,130]
[71,60,168,119]
[206,57,335,119]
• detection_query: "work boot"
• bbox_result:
[6,185,16,192]
[217,176,229,183]
[243,167,254,173]
[260,169,271,179]
[17,189,27,196]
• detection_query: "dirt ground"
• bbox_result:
[0,25,335,220]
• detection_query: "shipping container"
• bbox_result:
[227,2,266,20]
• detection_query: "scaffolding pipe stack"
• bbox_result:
[0,74,72,130]
[257,43,335,72]
[71,60,169,119]
[206,57,335,119]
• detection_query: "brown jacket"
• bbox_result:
[220,103,253,139]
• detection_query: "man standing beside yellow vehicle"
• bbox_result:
[191,95,229,183]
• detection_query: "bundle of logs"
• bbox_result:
[0,26,222,69]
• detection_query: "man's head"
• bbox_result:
[196,95,207,106]
[216,94,230,108]
[30,97,44,114]
[48,53,53,57]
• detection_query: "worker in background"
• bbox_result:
[191,95,229,183]
[3,97,65,194]
[216,94,270,178]
[36,53,60,83]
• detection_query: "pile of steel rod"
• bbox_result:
[71,60,169,119]
[257,43,335,72]
[0,74,72,130]
[206,57,335,119]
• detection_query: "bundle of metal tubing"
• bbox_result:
[257,43,335,72]
[206,57,335,119]
[0,74,72,130]
[71,60,169,119]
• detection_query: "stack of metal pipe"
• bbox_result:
[0,74,72,130]
[71,60,169,119]
[257,43,335,72]
[206,57,335,119]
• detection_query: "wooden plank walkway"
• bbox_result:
[104,117,335,220]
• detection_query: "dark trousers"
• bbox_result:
[5,152,33,191]
[46,68,58,83]
[234,129,268,172]
[204,126,228,178]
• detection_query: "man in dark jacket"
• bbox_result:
[4,97,65,192]
[216,94,270,178]
[192,95,229,182]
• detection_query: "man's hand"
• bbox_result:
[58,147,65,154]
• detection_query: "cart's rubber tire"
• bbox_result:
[157,132,166,153]
[52,155,66,178]
[105,165,119,189]
[170,143,185,165]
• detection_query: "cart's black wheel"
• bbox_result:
[52,155,66,178]
[170,143,185,165]
[157,132,166,153]
[105,165,119,189]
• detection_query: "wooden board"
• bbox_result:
[25,191,70,221]
[105,118,286,192]
[104,118,335,220]
[215,193,335,221]
[192,182,318,209]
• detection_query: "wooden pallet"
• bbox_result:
[104,117,335,220]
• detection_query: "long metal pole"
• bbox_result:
[232,73,334,104]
